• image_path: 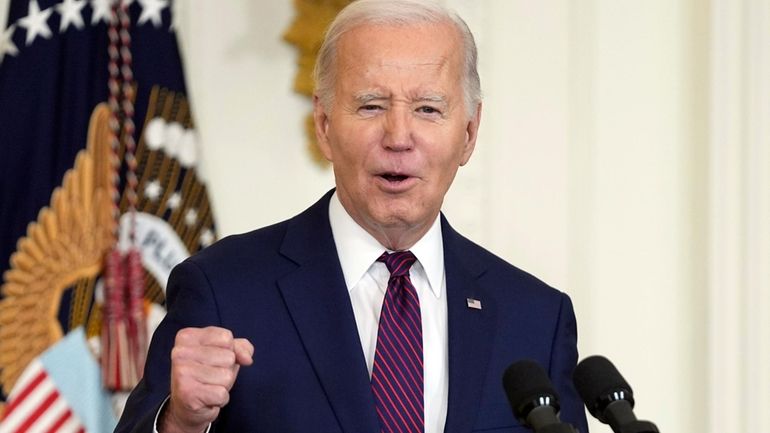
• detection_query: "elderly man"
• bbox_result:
[116,1,589,432]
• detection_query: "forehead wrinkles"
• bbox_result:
[356,57,450,79]
[345,58,454,94]
[334,22,461,72]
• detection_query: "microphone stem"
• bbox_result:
[605,400,638,429]
[618,420,660,433]
[526,406,578,433]
[537,424,579,433]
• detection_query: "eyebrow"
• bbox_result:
[354,92,387,104]
[416,94,448,104]
[353,92,448,105]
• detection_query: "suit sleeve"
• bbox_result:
[114,259,223,433]
[548,293,590,433]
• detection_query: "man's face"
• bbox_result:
[314,21,481,249]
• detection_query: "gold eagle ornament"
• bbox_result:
[0,104,116,396]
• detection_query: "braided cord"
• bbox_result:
[107,2,121,242]
[102,0,145,391]
[117,1,138,245]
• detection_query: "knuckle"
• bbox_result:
[181,365,204,384]
[217,327,234,343]
[170,345,184,361]
[223,368,236,384]
[174,363,192,379]
[203,326,234,347]
[215,386,231,405]
[224,350,237,365]
[235,338,254,355]
[175,327,197,344]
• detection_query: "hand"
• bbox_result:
[160,326,254,433]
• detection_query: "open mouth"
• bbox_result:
[380,173,410,182]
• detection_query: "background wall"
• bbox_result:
[173,1,768,433]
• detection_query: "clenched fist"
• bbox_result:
[159,326,254,433]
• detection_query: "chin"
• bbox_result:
[364,194,434,228]
[372,209,424,230]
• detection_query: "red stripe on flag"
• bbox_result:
[12,389,59,433]
[3,370,47,415]
[43,408,74,433]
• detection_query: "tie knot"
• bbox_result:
[377,250,417,278]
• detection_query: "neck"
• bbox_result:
[369,223,432,251]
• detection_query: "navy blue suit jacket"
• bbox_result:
[116,191,589,433]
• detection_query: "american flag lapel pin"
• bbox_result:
[466,298,482,310]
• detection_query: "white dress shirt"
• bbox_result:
[328,192,449,433]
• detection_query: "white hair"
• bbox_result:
[313,0,481,118]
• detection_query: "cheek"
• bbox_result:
[331,145,374,189]
[429,139,467,171]
[427,149,464,189]
[332,126,380,162]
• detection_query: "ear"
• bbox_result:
[459,102,482,166]
[313,95,334,162]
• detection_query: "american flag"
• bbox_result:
[0,328,114,433]
[1,359,87,433]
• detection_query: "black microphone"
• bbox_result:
[573,355,659,433]
[502,360,578,433]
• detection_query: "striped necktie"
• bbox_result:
[371,250,424,433]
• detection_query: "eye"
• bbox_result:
[416,106,441,115]
[359,104,383,113]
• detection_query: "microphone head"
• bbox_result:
[573,355,635,422]
[502,359,561,424]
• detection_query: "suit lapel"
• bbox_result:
[441,218,498,433]
[277,192,381,433]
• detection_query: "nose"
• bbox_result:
[382,107,413,151]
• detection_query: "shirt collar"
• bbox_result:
[328,191,444,299]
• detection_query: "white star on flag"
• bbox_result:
[199,229,214,248]
[90,0,114,25]
[138,0,168,28]
[144,179,162,201]
[18,0,53,46]
[55,0,87,32]
[167,192,181,210]
[184,208,198,227]
[0,25,18,65]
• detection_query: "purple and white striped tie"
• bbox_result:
[371,251,424,433]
